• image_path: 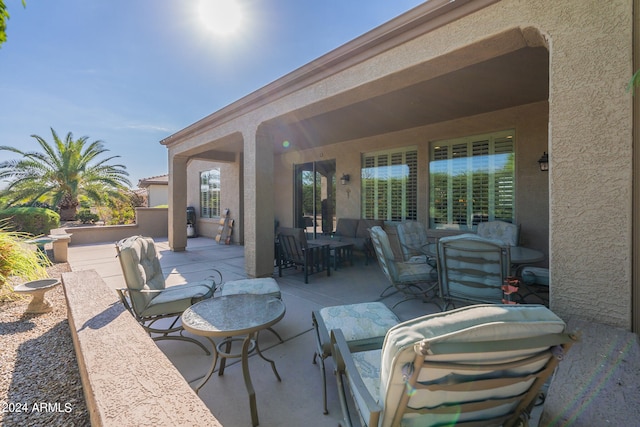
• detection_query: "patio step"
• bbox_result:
[62,269,222,427]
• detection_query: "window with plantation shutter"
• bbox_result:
[429,130,515,230]
[361,148,417,221]
[200,168,221,218]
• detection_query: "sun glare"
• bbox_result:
[198,0,243,36]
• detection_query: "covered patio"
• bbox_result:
[160,0,637,333]
[64,236,639,426]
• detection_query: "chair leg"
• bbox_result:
[320,357,329,414]
[143,317,211,355]
[379,285,397,298]
[335,367,353,427]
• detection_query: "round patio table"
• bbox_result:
[182,294,286,427]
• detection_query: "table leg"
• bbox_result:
[254,331,281,381]
[242,333,259,426]
[218,336,232,376]
[195,337,218,394]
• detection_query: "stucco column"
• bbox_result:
[168,154,188,252]
[243,126,275,277]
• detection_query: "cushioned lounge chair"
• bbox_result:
[312,302,400,414]
[116,235,219,353]
[332,304,577,427]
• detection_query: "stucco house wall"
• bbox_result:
[274,101,550,259]
[186,159,242,243]
[165,0,634,329]
[147,184,168,207]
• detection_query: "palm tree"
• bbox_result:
[0,128,131,220]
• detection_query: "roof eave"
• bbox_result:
[160,0,499,146]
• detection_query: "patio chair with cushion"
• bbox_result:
[332,304,578,427]
[396,221,435,266]
[277,227,330,283]
[477,220,521,246]
[437,233,512,310]
[115,235,219,353]
[369,226,438,308]
[312,302,400,414]
[518,266,550,305]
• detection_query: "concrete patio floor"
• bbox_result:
[66,236,443,427]
[64,236,640,427]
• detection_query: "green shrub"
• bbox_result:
[77,209,100,224]
[0,207,60,236]
[0,221,51,301]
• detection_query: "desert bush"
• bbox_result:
[0,221,51,301]
[77,209,100,224]
[0,207,60,236]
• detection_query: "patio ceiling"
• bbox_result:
[268,45,549,152]
[186,44,548,160]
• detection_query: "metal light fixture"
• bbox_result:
[538,152,549,172]
[340,174,350,185]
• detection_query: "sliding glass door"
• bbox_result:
[294,160,336,238]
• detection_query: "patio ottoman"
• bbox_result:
[312,302,400,414]
[219,277,282,299]
[219,278,283,343]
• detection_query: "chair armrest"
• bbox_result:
[126,288,164,295]
[331,329,382,417]
[206,269,224,293]
[312,310,332,357]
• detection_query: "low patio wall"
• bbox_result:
[65,208,168,245]
[62,269,222,427]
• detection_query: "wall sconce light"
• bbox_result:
[538,152,549,172]
[340,174,350,185]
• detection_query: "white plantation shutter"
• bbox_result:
[361,148,417,221]
[429,130,515,230]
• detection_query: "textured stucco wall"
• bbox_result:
[186,159,241,243]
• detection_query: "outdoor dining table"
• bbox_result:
[421,243,545,265]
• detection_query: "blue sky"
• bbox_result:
[0,0,425,187]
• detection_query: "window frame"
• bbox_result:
[429,130,515,230]
[361,147,418,221]
[199,168,221,219]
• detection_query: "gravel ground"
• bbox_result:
[0,260,90,427]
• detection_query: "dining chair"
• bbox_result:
[369,226,438,308]
[396,220,435,266]
[477,220,520,246]
[437,233,512,310]
[332,304,578,427]
[518,266,550,305]
[277,227,330,283]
